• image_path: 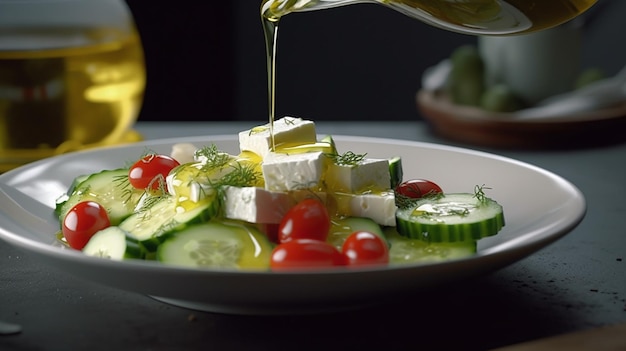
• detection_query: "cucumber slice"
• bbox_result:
[119,195,219,252]
[388,156,403,189]
[55,168,144,225]
[385,228,476,265]
[66,174,90,194]
[396,193,504,243]
[156,221,273,270]
[82,226,145,260]
[320,135,338,155]
[327,216,387,250]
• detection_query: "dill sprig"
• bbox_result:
[326,151,367,166]
[134,190,169,214]
[473,184,491,204]
[213,162,261,188]
[194,144,232,171]
[112,173,135,204]
[207,162,262,218]
[283,117,297,125]
[394,190,444,210]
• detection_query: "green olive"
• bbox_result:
[446,45,485,106]
[480,84,525,113]
[575,67,606,90]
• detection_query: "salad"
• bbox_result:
[55,117,504,271]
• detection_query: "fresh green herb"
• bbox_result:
[134,191,168,215]
[124,172,170,214]
[213,163,261,188]
[113,173,135,204]
[326,151,367,166]
[443,206,471,217]
[206,162,262,218]
[394,189,444,210]
[473,184,491,204]
[283,117,297,125]
[194,144,232,171]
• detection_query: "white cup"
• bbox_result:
[478,23,582,105]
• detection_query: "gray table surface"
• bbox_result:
[1,120,625,350]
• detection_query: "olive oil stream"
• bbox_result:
[260,0,596,148]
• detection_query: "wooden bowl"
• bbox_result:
[417,90,626,149]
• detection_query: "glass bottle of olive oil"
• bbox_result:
[0,0,145,171]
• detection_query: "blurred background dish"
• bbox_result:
[415,1,626,149]
[417,89,626,149]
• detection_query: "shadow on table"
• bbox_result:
[194,272,584,351]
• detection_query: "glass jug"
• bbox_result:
[0,0,145,172]
[262,0,598,35]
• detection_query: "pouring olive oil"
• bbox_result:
[260,0,596,148]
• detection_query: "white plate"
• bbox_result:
[0,135,586,315]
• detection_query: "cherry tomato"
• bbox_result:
[62,201,111,250]
[278,198,330,243]
[342,231,389,267]
[128,154,180,191]
[395,179,443,199]
[270,239,346,271]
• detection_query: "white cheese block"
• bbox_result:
[238,116,317,157]
[223,186,297,224]
[170,143,197,164]
[262,151,326,192]
[325,158,391,193]
[333,191,397,226]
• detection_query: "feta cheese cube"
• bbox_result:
[333,191,397,226]
[238,117,317,157]
[262,151,326,192]
[325,158,391,193]
[170,143,197,164]
[223,186,297,223]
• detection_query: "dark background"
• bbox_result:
[125,1,626,123]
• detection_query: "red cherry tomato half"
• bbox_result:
[270,239,346,271]
[128,154,180,191]
[62,201,111,250]
[278,198,330,244]
[395,179,443,199]
[342,231,389,267]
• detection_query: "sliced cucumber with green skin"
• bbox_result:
[82,226,145,260]
[388,156,403,189]
[119,195,219,252]
[55,168,144,226]
[385,227,476,265]
[320,135,338,155]
[395,193,504,243]
[156,220,273,271]
[327,216,387,250]
[66,173,90,195]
